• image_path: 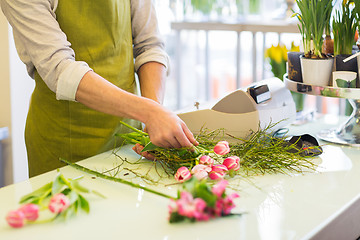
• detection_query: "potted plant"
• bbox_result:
[294,0,334,86]
[332,0,359,115]
[333,0,358,72]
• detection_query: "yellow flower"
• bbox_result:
[290,42,300,52]
[265,44,287,64]
[281,45,288,61]
[344,0,354,6]
[265,42,300,63]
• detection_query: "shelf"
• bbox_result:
[284,76,360,100]
[284,76,360,147]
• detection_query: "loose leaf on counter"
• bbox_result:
[78,194,90,214]
[52,173,66,195]
[71,179,90,193]
[19,182,52,204]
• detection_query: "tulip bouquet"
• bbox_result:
[169,177,240,223]
[59,159,242,224]
[18,121,318,227]
[174,141,241,183]
[6,166,241,228]
[117,121,318,183]
[5,171,105,228]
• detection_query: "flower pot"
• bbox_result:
[300,56,334,86]
[287,52,303,82]
[335,54,358,72]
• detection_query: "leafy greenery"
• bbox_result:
[182,177,217,207]
[190,0,216,14]
[224,126,318,175]
[196,123,318,176]
[116,121,209,172]
[19,171,105,221]
[249,0,261,14]
[168,177,241,223]
[265,42,300,80]
[116,121,318,178]
[294,0,334,58]
[333,1,358,55]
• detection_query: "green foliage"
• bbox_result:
[19,171,105,220]
[169,212,186,223]
[333,1,358,55]
[169,177,220,223]
[351,0,360,19]
[249,0,261,14]
[117,121,318,177]
[265,43,300,81]
[117,121,207,172]
[190,0,216,14]
[19,182,52,205]
[183,177,217,207]
[268,58,287,80]
[226,124,318,175]
[294,0,334,58]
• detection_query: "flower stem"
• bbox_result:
[38,189,52,206]
[60,158,175,200]
[28,217,56,225]
[119,121,148,136]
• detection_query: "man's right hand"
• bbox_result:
[143,104,198,149]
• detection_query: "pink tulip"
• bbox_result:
[168,199,178,214]
[174,166,191,182]
[18,203,39,222]
[199,155,214,167]
[214,192,240,216]
[213,141,230,155]
[6,210,25,228]
[192,198,209,221]
[223,156,240,171]
[191,164,211,180]
[176,191,194,218]
[48,193,70,214]
[212,179,228,198]
[209,164,228,180]
[222,192,240,215]
[176,191,208,221]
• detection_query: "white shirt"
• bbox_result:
[1,0,169,101]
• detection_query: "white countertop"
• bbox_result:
[0,115,360,240]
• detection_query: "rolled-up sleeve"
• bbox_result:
[1,0,92,101]
[131,0,170,74]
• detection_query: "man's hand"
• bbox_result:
[143,104,198,149]
[132,143,156,160]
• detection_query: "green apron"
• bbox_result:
[25,0,140,177]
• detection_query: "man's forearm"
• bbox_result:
[74,70,158,124]
[74,66,197,149]
[137,61,166,104]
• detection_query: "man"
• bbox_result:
[1,0,197,176]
